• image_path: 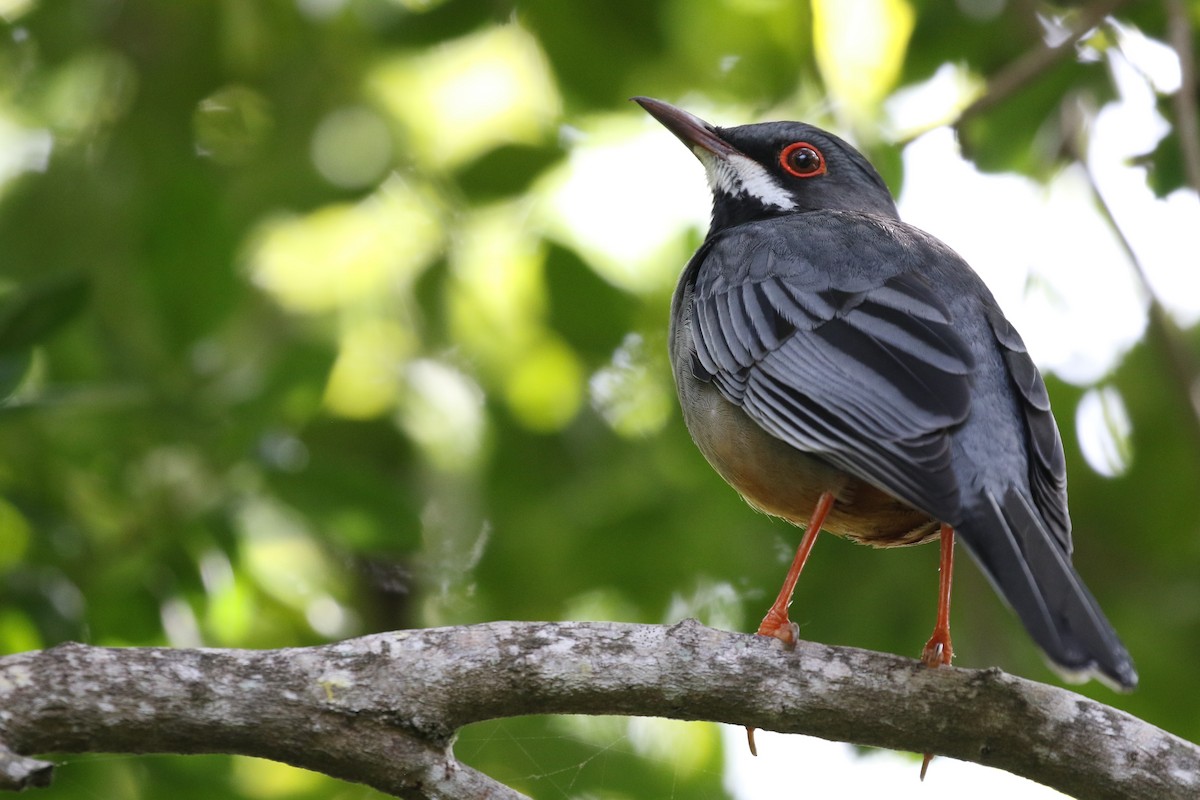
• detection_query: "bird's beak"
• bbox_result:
[632,97,739,160]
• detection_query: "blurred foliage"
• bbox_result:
[0,0,1197,797]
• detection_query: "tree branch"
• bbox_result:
[953,0,1136,127]
[0,621,1196,799]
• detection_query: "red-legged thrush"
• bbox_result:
[634,97,1137,699]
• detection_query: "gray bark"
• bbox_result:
[0,620,1194,799]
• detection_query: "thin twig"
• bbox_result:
[954,0,1138,126]
[1166,0,1200,193]
[1074,136,1200,450]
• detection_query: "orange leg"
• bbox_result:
[920,524,955,779]
[756,490,834,643]
[922,524,955,668]
[747,490,835,756]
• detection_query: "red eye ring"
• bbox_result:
[780,141,826,178]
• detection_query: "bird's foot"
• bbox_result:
[755,607,800,647]
[921,627,953,669]
[919,625,953,779]
[744,607,802,756]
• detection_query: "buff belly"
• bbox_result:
[679,377,940,548]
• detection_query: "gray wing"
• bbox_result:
[688,221,975,522]
[984,306,1072,552]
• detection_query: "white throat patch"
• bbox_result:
[695,148,796,210]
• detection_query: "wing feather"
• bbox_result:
[984,307,1071,552]
[690,222,974,521]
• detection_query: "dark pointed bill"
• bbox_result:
[631,97,739,159]
[635,97,799,212]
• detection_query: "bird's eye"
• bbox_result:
[780,142,825,178]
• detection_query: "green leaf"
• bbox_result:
[0,350,33,400]
[1138,111,1185,198]
[454,143,565,201]
[0,273,89,354]
[958,59,1111,178]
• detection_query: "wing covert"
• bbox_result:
[689,226,975,521]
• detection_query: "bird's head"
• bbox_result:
[634,97,899,234]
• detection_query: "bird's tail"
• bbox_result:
[956,487,1137,690]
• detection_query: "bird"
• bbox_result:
[633,96,1137,754]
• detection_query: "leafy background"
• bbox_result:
[0,0,1197,797]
